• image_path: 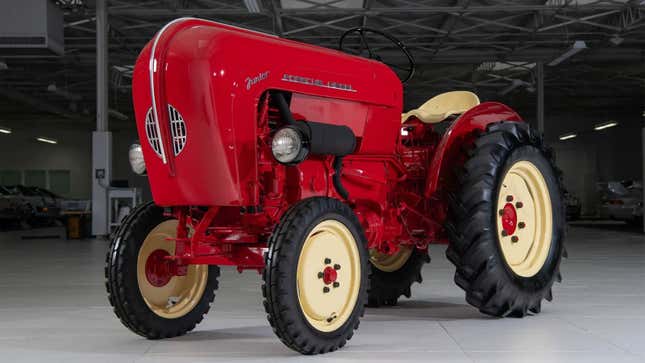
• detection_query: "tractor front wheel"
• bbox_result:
[262,197,369,354]
[105,202,220,338]
[367,247,429,306]
[446,122,566,317]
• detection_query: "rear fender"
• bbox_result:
[424,102,523,197]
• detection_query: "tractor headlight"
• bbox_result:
[128,143,146,175]
[271,126,308,165]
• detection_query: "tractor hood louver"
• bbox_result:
[145,105,186,158]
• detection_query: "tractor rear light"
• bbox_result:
[129,143,147,175]
[271,126,309,165]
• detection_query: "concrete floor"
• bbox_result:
[1,223,644,363]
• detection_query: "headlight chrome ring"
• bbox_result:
[271,126,309,165]
[129,143,147,175]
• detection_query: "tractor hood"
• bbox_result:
[132,18,402,206]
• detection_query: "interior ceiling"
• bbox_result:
[0,0,644,129]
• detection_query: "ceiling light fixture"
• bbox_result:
[609,35,624,46]
[594,121,618,131]
[559,133,577,141]
[548,40,587,66]
[243,0,262,13]
[109,108,129,121]
[36,137,57,144]
[0,127,11,134]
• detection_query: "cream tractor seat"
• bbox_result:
[401,91,480,124]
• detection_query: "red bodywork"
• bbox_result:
[132,18,522,273]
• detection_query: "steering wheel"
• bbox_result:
[339,27,416,83]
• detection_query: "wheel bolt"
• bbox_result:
[506,195,514,202]
[333,282,340,288]
[324,258,331,264]
[317,272,324,279]
[499,209,504,216]
[516,202,523,209]
[511,236,519,243]
[518,222,526,229]
[333,264,341,270]
[501,230,508,237]
[323,286,330,293]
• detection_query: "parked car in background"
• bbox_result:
[564,191,581,220]
[597,181,643,226]
[0,186,30,222]
[4,185,62,222]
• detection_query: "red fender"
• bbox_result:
[424,102,523,197]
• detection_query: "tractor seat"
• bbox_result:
[401,91,480,124]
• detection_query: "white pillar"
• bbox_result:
[91,0,111,236]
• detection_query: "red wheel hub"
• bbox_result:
[322,266,338,285]
[501,202,517,236]
[145,249,174,287]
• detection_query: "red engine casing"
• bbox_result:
[132,18,402,207]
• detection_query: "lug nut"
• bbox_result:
[516,202,523,209]
[501,230,508,237]
[333,282,340,288]
[506,195,514,202]
[323,287,330,293]
[324,258,331,264]
[499,209,504,216]
[518,222,526,229]
[333,264,341,270]
[317,272,324,279]
[511,236,519,243]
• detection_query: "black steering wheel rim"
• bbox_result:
[339,27,416,83]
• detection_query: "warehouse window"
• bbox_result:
[0,170,22,186]
[25,169,47,188]
[49,170,71,196]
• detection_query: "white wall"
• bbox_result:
[0,124,152,201]
[0,127,91,199]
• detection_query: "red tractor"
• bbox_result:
[106,18,565,355]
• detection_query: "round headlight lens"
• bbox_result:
[271,126,307,164]
[128,143,146,175]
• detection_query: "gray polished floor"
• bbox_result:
[0,223,643,363]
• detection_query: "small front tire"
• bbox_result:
[262,197,369,354]
[367,247,430,307]
[105,202,220,339]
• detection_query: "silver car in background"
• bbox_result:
[598,181,643,226]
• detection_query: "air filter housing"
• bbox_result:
[0,0,64,55]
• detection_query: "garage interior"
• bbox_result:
[0,0,644,362]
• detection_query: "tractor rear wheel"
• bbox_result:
[446,122,566,317]
[105,202,220,338]
[367,247,430,306]
[262,197,369,354]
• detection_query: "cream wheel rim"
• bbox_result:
[296,220,361,332]
[137,220,208,319]
[496,160,553,277]
[369,246,413,272]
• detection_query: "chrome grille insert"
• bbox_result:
[145,108,163,157]
[144,105,187,159]
[168,104,186,156]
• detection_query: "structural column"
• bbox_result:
[91,0,112,236]
[642,128,645,232]
[536,61,545,136]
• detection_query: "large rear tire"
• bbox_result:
[262,197,369,354]
[105,202,220,339]
[446,122,566,317]
[367,247,429,307]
